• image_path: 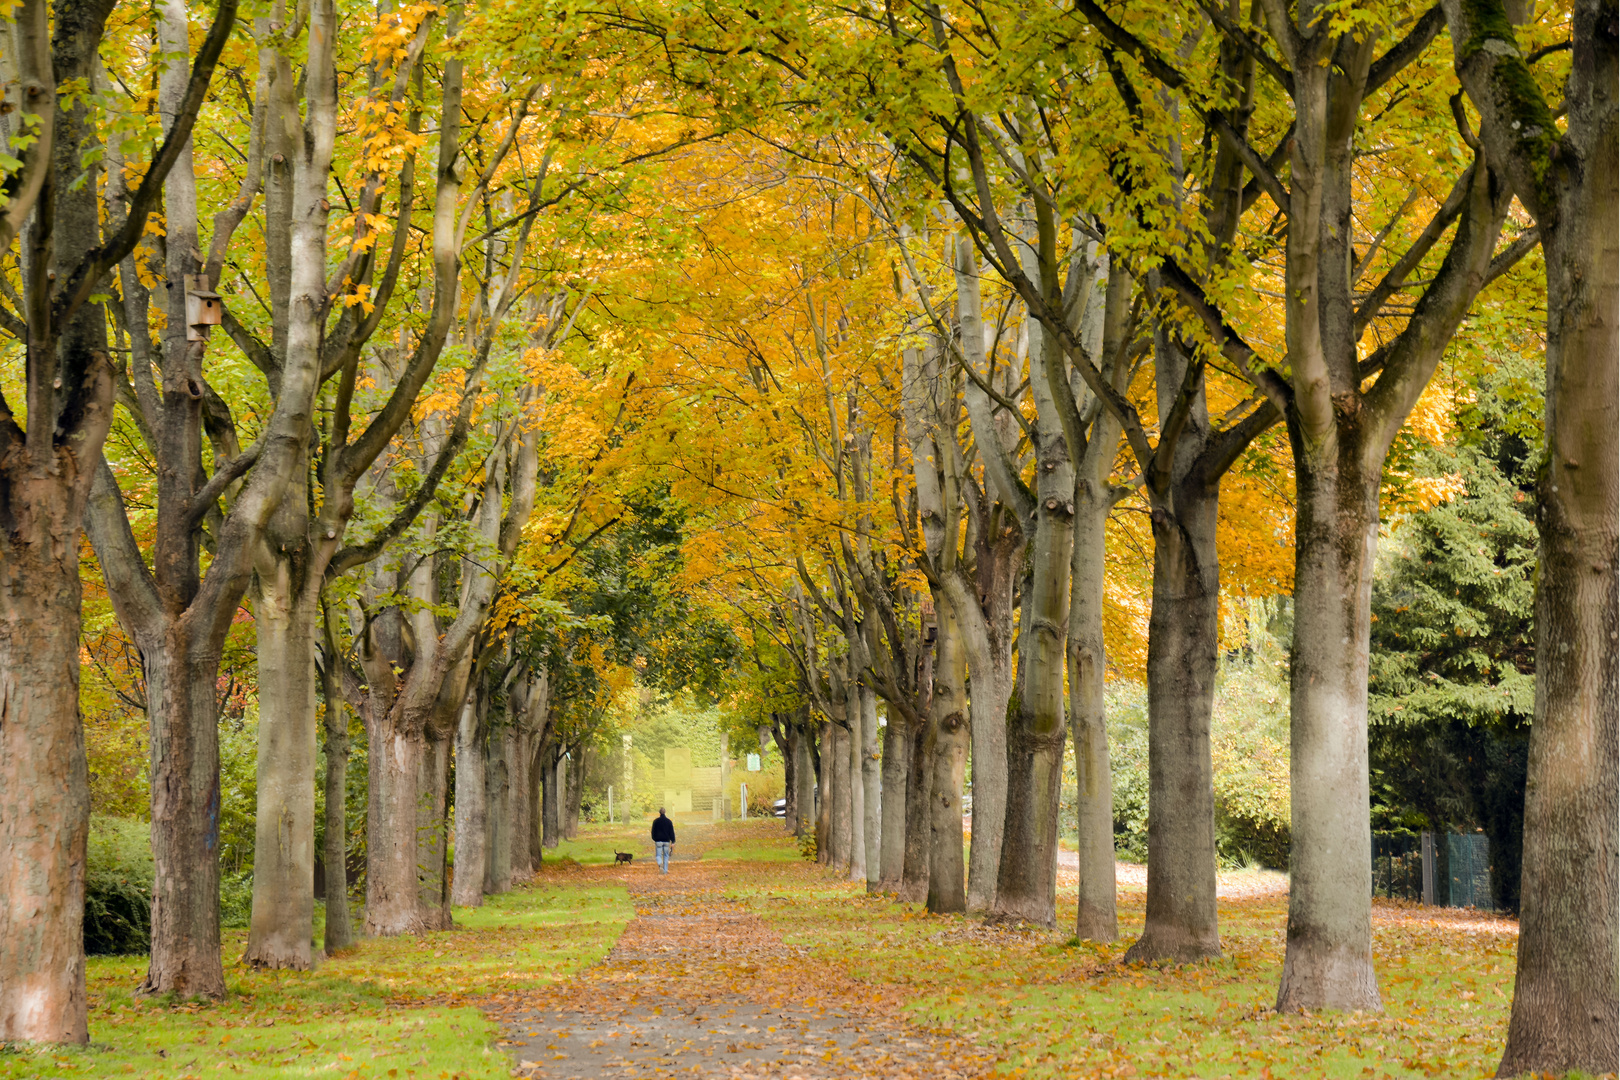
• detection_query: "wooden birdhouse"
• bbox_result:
[184,274,222,341]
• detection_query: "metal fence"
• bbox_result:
[1371,831,1493,910]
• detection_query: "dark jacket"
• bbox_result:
[651,814,675,843]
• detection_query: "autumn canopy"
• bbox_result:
[0,0,1613,1077]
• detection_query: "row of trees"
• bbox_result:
[0,0,1611,1076]
[641,1,1615,1075]
[0,0,724,1036]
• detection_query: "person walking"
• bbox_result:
[652,808,676,873]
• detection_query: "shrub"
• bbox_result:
[84,815,153,956]
[1105,651,1293,870]
[220,870,255,928]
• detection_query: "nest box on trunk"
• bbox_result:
[184,274,222,341]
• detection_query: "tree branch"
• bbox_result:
[51,0,240,328]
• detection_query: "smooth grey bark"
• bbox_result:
[900,710,934,904]
[1068,474,1117,943]
[242,7,458,965]
[847,681,867,883]
[1066,256,1133,944]
[564,746,585,839]
[895,251,1023,916]
[827,721,852,873]
[859,687,881,890]
[508,665,547,877]
[452,698,488,907]
[526,720,546,870]
[541,740,561,849]
[815,720,834,864]
[1126,328,1222,965]
[1264,46,1515,1017]
[484,716,513,895]
[956,227,1074,929]
[925,601,970,915]
[81,0,325,996]
[878,686,911,889]
[1020,0,1526,1008]
[416,733,453,928]
[358,358,545,933]
[953,529,1018,914]
[793,713,817,837]
[246,522,318,966]
[1444,2,1619,1072]
[953,325,1024,915]
[898,335,959,907]
[318,613,354,954]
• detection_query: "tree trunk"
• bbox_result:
[827,722,851,872]
[542,742,561,850]
[779,722,798,831]
[959,227,1074,929]
[244,564,318,969]
[140,642,227,997]
[847,687,867,883]
[527,736,544,869]
[859,687,882,890]
[1126,466,1222,963]
[899,710,935,903]
[1274,462,1382,1012]
[416,732,452,929]
[926,604,971,914]
[1498,210,1620,1072]
[962,653,1011,911]
[952,533,1019,913]
[319,635,353,954]
[565,748,584,839]
[1069,479,1118,943]
[451,699,487,907]
[509,726,533,878]
[815,721,833,863]
[993,517,1072,927]
[794,718,816,838]
[1440,2,1620,1071]
[878,695,910,889]
[363,710,426,935]
[720,730,732,822]
[0,0,116,1034]
[484,722,512,895]
[0,545,91,1043]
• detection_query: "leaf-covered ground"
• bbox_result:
[5,820,1597,1080]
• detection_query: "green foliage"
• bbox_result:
[218,710,260,878]
[1105,683,1150,862]
[1368,462,1537,733]
[219,872,256,930]
[1369,362,1539,910]
[1209,654,1293,870]
[84,816,153,956]
[1106,634,1293,870]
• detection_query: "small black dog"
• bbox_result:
[614,851,634,865]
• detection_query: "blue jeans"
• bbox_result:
[655,841,673,872]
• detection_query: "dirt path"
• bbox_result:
[481,860,995,1079]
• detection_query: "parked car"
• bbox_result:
[772,798,787,818]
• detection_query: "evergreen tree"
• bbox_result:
[1369,366,1539,911]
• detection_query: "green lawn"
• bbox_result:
[3,822,1578,1080]
[0,883,631,1080]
